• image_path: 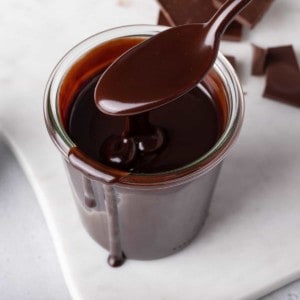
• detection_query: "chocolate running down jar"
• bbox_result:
[44,25,244,266]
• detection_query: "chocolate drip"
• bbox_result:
[103,184,125,267]
[100,112,165,170]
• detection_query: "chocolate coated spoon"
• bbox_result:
[95,0,252,116]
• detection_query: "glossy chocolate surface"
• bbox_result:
[68,73,222,173]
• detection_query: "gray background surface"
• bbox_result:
[0,137,70,300]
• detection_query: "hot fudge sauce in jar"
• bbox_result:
[44,25,244,266]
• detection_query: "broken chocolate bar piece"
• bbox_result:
[254,44,300,107]
[158,11,170,26]
[264,62,300,108]
[213,0,274,29]
[268,46,300,71]
[225,55,237,70]
[252,44,299,76]
[157,0,243,41]
[251,45,268,75]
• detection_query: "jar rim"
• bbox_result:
[44,24,244,187]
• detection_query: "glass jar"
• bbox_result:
[44,25,244,265]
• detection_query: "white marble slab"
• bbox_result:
[0,137,71,299]
[1,0,300,299]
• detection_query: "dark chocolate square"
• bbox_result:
[268,46,300,71]
[251,45,268,76]
[252,44,299,76]
[158,11,171,26]
[264,62,300,108]
[225,55,237,70]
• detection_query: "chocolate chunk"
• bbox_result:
[268,46,300,71]
[225,55,237,70]
[213,0,274,29]
[251,45,268,75]
[157,11,170,26]
[263,62,300,108]
[253,44,300,107]
[157,0,243,41]
[222,21,243,42]
[252,44,299,76]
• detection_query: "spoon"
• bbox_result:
[95,0,252,116]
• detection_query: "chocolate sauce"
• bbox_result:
[103,185,124,267]
[68,73,222,173]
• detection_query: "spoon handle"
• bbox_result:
[208,0,253,35]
